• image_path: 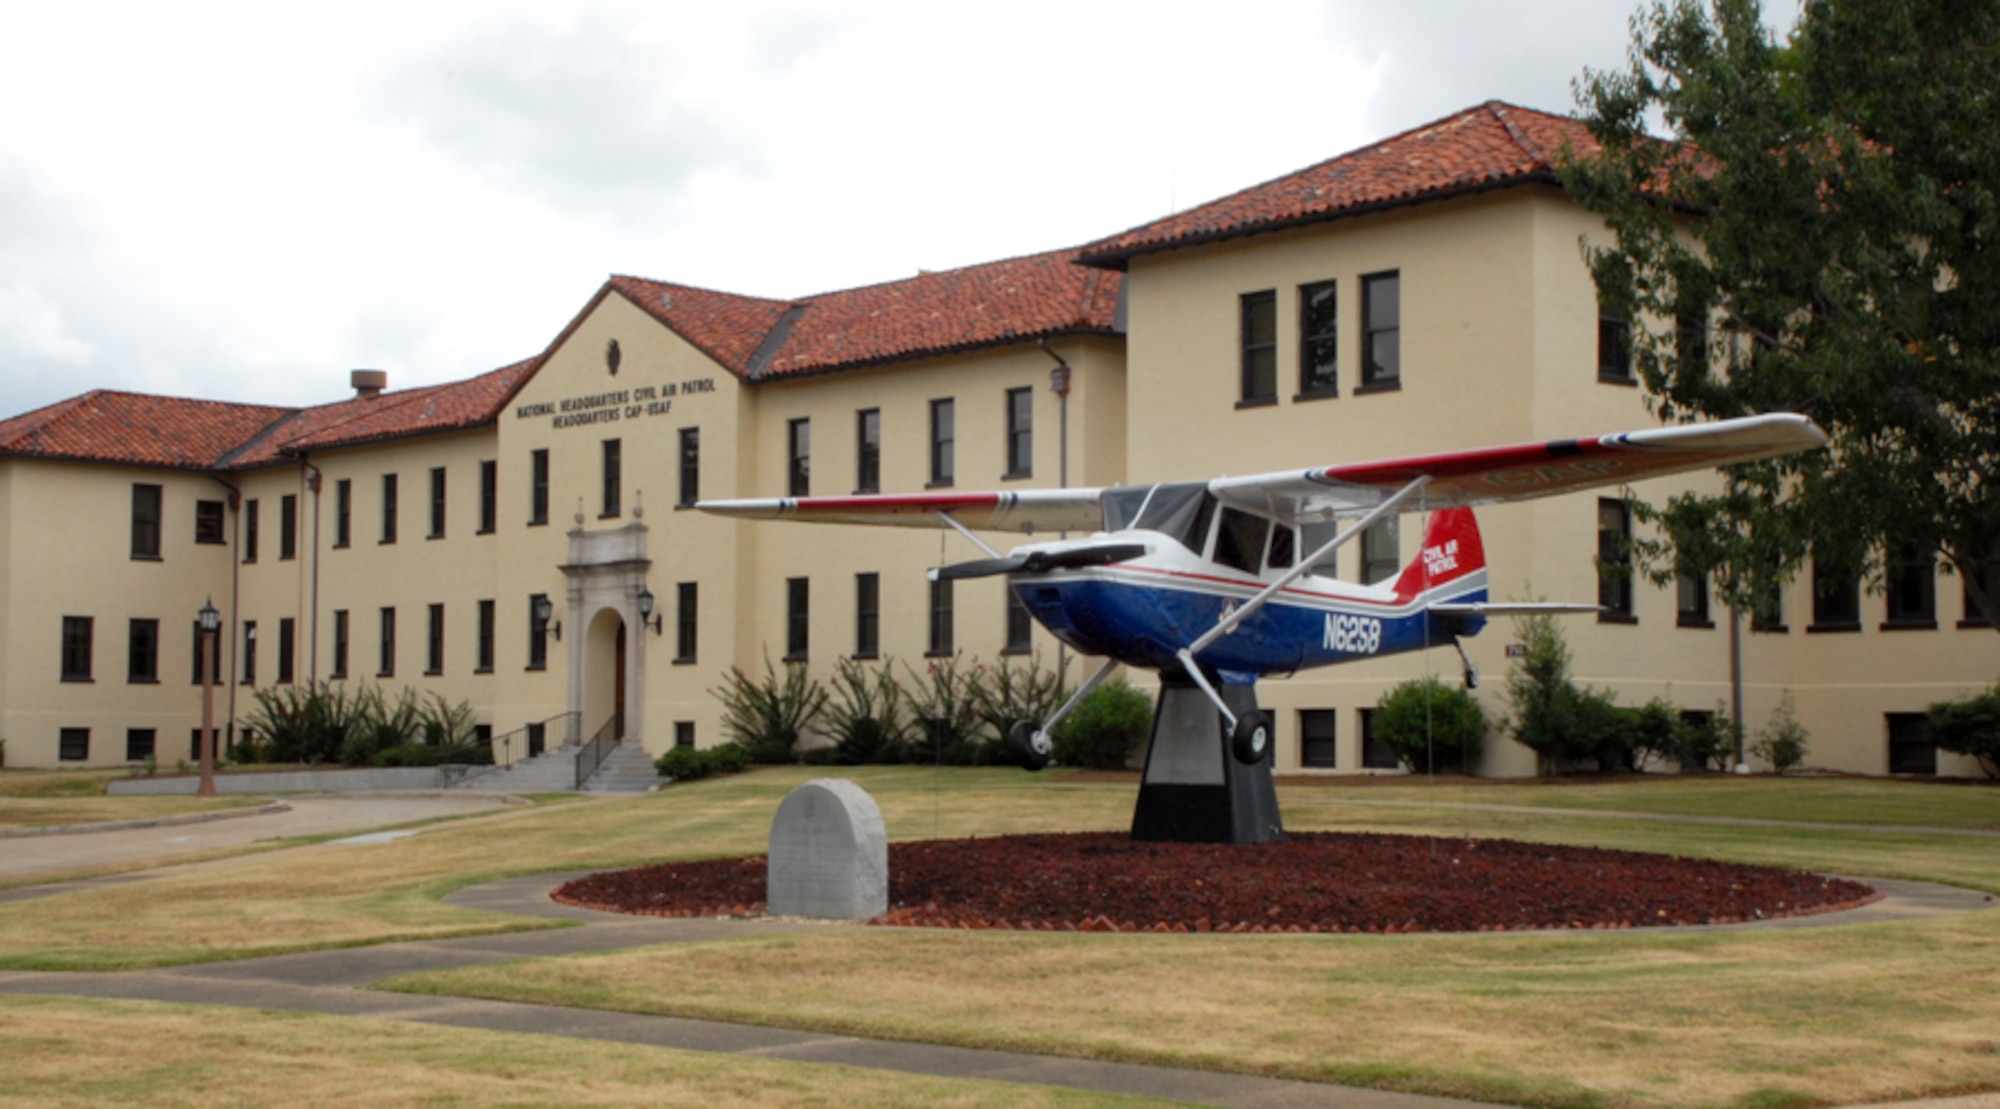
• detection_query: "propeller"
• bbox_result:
[931,541,1149,581]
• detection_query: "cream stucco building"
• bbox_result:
[1,102,1990,777]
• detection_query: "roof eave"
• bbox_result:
[748,325,1124,385]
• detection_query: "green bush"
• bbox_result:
[712,653,826,764]
[970,651,1071,743]
[370,742,491,768]
[1749,693,1810,773]
[1051,680,1152,769]
[1676,704,1742,771]
[903,654,987,765]
[1503,611,1645,774]
[1925,681,2000,778]
[822,656,916,765]
[1371,676,1487,773]
[246,682,372,764]
[656,744,750,781]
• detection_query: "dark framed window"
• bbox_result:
[126,728,156,762]
[1887,712,1936,775]
[195,499,226,545]
[331,609,349,679]
[1360,271,1401,389]
[526,721,547,757]
[1810,554,1861,630]
[855,409,880,494]
[1598,301,1633,383]
[855,572,880,658]
[1267,525,1295,571]
[1751,555,1788,632]
[378,607,395,677]
[190,728,217,761]
[674,721,696,749]
[426,603,445,675]
[929,399,955,487]
[241,620,257,684]
[476,599,495,673]
[127,618,159,683]
[59,728,89,762]
[478,460,497,534]
[678,428,700,507]
[1239,290,1277,404]
[927,578,954,656]
[279,494,297,560]
[1300,709,1338,768]
[1964,554,2000,628]
[380,474,398,544]
[1677,563,1712,627]
[1004,387,1033,478]
[191,620,220,684]
[1361,518,1399,585]
[1359,708,1398,769]
[529,449,550,525]
[243,498,260,562]
[600,439,621,518]
[1883,545,1936,628]
[785,577,810,660]
[675,582,698,663]
[131,483,162,559]
[333,480,351,548]
[1301,520,1342,577]
[61,615,93,682]
[276,617,295,684]
[1004,588,1032,654]
[788,418,811,497]
[527,594,550,671]
[427,468,446,538]
[1597,499,1635,622]
[1212,507,1270,575]
[1676,293,1709,376]
[1298,280,1338,397]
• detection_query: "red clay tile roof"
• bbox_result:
[225,358,537,467]
[610,246,1122,380]
[0,391,294,470]
[1078,101,1601,269]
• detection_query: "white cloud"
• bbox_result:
[0,284,94,368]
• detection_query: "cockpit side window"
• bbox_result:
[1300,520,1342,578]
[1267,524,1295,570]
[1212,507,1271,574]
[1105,482,1216,555]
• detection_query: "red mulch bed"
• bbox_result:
[553,832,1880,934]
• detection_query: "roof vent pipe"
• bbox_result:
[350,369,388,399]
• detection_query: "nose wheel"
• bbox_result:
[1231,711,1271,765]
[1008,719,1053,771]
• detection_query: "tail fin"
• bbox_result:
[1389,507,1487,601]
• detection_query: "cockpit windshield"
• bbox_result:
[1101,482,1216,555]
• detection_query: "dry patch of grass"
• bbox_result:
[0,769,124,798]
[0,993,1168,1108]
[0,794,268,829]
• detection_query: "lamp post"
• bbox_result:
[637,587,662,636]
[197,598,220,798]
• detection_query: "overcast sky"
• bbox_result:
[0,0,1803,419]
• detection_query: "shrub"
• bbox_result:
[245,682,373,764]
[1371,676,1487,773]
[1502,611,1644,774]
[970,651,1071,743]
[1749,693,1811,774]
[822,656,916,765]
[1925,681,2000,778]
[1051,680,1152,769]
[903,653,987,765]
[1677,704,1742,771]
[712,652,826,764]
[1626,698,1687,771]
[656,744,750,781]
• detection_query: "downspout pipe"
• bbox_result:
[303,459,322,683]
[208,472,242,755]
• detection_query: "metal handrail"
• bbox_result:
[482,712,580,767]
[574,712,622,790]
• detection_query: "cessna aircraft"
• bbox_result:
[698,413,1827,776]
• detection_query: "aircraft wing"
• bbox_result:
[695,488,1105,534]
[1208,413,1827,522]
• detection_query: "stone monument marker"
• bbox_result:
[767,778,888,919]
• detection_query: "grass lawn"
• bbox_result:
[0,794,270,829]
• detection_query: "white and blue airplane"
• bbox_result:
[699,413,1826,773]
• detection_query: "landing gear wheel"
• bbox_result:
[1008,719,1053,772]
[1231,711,1271,765]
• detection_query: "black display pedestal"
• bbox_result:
[1129,676,1284,844]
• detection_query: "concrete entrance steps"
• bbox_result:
[455,746,585,793]
[580,742,665,794]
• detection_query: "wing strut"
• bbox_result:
[1007,655,1122,770]
[935,511,1002,558]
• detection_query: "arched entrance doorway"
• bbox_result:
[584,608,627,739]
[560,520,651,748]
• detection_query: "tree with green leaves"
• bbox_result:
[1562,0,2000,626]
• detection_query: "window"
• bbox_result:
[1677,292,1709,376]
[788,419,811,496]
[1884,545,1935,628]
[678,428,700,507]
[1300,709,1338,768]
[127,618,159,683]
[1267,525,1295,570]
[126,728,155,762]
[426,467,446,538]
[1239,290,1277,404]
[1965,553,2000,627]
[277,617,295,684]
[785,577,810,659]
[674,721,696,749]
[478,461,497,534]
[195,500,226,545]
[1004,387,1033,478]
[59,728,89,762]
[1361,518,1399,585]
[528,595,549,670]
[333,480,351,548]
[1212,507,1270,575]
[1360,271,1400,388]
[1301,520,1342,578]
[928,578,954,656]
[1751,555,1787,632]
[190,619,219,684]
[61,616,93,681]
[131,483,162,559]
[675,582,698,663]
[190,728,217,761]
[1597,499,1635,622]
[426,604,445,675]
[476,600,495,672]
[1004,588,1032,654]
[381,474,398,543]
[279,494,297,560]
[1359,708,1398,769]
[855,410,880,493]
[1598,300,1632,382]
[529,449,550,525]
[243,498,260,562]
[331,609,349,679]
[929,399,955,486]
[526,721,547,757]
[1810,554,1861,630]
[1298,280,1338,397]
[1887,712,1936,775]
[855,572,880,657]
[378,607,396,677]
[601,439,621,518]
[241,620,257,684]
[1677,562,1712,627]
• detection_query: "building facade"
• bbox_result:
[1,102,1988,776]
